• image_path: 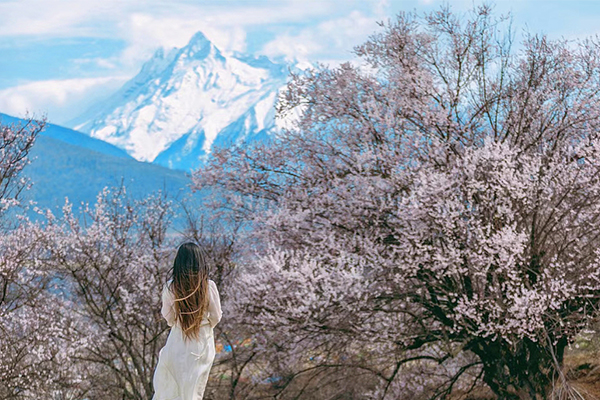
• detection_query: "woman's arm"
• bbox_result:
[161,283,177,327]
[207,280,223,328]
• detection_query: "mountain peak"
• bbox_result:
[181,31,220,61]
[70,35,289,170]
[188,31,210,46]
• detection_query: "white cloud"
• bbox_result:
[374,0,391,16]
[262,10,380,64]
[0,0,394,124]
[0,0,336,39]
[105,0,345,69]
[0,0,348,74]
[0,0,125,37]
[0,77,128,124]
[72,57,118,70]
[114,13,250,70]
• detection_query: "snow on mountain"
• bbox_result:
[69,32,289,171]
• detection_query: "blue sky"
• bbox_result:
[1,0,600,125]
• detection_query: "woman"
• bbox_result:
[153,242,223,400]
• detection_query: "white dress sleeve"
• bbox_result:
[161,283,177,327]
[207,280,222,328]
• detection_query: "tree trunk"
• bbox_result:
[469,336,567,400]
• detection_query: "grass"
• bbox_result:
[562,330,600,399]
[448,331,600,400]
[207,333,600,400]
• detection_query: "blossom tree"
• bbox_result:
[193,5,600,399]
[0,117,70,399]
[40,188,175,399]
[0,117,246,399]
[38,189,239,399]
[0,117,42,222]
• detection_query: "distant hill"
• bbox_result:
[0,114,198,221]
[0,112,131,159]
[22,135,193,216]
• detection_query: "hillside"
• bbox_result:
[21,135,194,219]
[0,112,131,159]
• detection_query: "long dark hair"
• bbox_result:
[170,242,209,340]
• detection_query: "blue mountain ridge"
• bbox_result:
[1,114,201,224]
[0,113,131,159]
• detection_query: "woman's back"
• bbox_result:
[161,279,222,331]
[153,243,223,400]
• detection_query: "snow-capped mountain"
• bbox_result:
[69,32,289,171]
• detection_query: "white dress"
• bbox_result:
[153,279,222,400]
